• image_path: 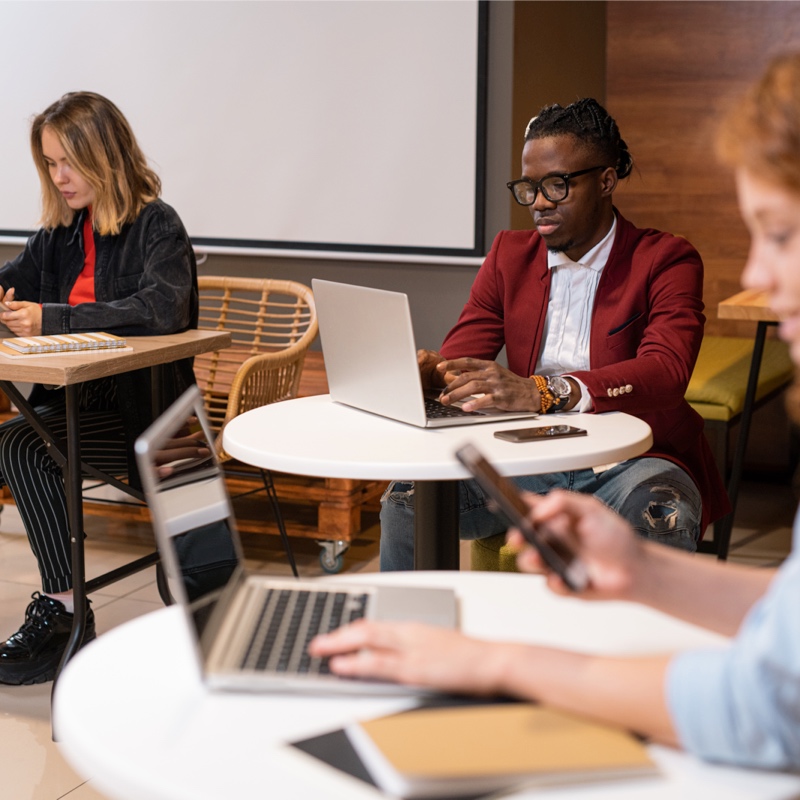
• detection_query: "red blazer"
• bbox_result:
[440,211,730,531]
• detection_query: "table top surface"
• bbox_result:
[0,329,230,385]
[53,570,800,800]
[717,289,779,323]
[222,394,653,481]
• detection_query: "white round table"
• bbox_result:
[53,571,800,800]
[223,395,653,568]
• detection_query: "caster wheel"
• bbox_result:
[319,550,344,574]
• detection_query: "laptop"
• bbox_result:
[135,385,458,694]
[311,279,540,428]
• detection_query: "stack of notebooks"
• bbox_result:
[293,700,658,799]
[0,332,129,358]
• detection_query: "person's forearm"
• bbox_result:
[488,643,677,745]
[629,542,775,636]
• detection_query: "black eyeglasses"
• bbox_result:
[506,166,606,206]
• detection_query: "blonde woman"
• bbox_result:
[0,92,197,685]
[312,53,800,769]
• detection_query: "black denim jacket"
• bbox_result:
[0,199,199,484]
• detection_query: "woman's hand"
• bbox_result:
[510,490,649,603]
[309,620,516,695]
[154,428,212,479]
[0,289,42,337]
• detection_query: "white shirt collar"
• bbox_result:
[546,214,617,272]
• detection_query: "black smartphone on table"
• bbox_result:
[455,443,589,591]
[494,425,586,443]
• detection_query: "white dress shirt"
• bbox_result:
[536,216,617,413]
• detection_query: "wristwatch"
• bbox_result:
[546,375,572,412]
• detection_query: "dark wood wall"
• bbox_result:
[606,1,800,336]
[510,1,607,232]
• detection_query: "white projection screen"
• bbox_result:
[0,1,487,259]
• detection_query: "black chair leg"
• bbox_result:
[156,561,173,605]
[260,469,299,577]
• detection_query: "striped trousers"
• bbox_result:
[0,378,128,593]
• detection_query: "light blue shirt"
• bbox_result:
[667,511,800,768]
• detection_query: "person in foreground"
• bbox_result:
[0,92,197,685]
[380,98,728,570]
[311,53,800,769]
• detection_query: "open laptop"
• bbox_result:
[135,385,458,694]
[312,279,540,428]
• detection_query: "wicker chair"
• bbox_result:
[194,276,319,576]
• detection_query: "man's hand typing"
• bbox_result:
[436,357,542,412]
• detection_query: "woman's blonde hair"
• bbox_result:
[31,92,161,235]
[717,52,800,193]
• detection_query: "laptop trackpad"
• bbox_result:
[372,587,458,629]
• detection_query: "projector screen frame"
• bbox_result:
[0,1,490,263]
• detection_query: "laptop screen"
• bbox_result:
[135,386,242,653]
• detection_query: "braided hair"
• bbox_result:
[525,98,633,180]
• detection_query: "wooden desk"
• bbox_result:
[716,290,782,556]
[0,330,229,386]
[223,396,653,570]
[718,289,779,323]
[0,329,230,684]
[53,571,800,800]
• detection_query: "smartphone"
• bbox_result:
[455,443,588,591]
[494,425,587,443]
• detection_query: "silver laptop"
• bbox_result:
[312,279,539,428]
[135,385,458,694]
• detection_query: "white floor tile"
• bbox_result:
[0,680,104,800]
[91,596,163,635]
[59,781,113,799]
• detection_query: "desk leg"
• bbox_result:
[53,385,87,690]
[413,480,460,570]
[151,363,164,415]
[716,321,771,560]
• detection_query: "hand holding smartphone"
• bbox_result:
[455,443,589,591]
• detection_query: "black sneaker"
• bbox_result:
[0,592,96,685]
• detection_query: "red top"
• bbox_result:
[69,208,97,305]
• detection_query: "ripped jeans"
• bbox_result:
[379,458,702,571]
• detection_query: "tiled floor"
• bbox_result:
[0,475,795,800]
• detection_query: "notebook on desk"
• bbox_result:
[312,279,539,428]
[135,385,458,695]
[0,332,131,358]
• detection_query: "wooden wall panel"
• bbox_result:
[510,1,606,231]
[607,1,800,335]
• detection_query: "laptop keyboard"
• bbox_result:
[240,588,368,676]
[424,396,479,419]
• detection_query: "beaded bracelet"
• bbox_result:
[530,374,554,414]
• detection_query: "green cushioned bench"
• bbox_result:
[688,336,792,418]
[471,335,794,572]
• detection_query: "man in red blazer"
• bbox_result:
[380,98,729,571]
